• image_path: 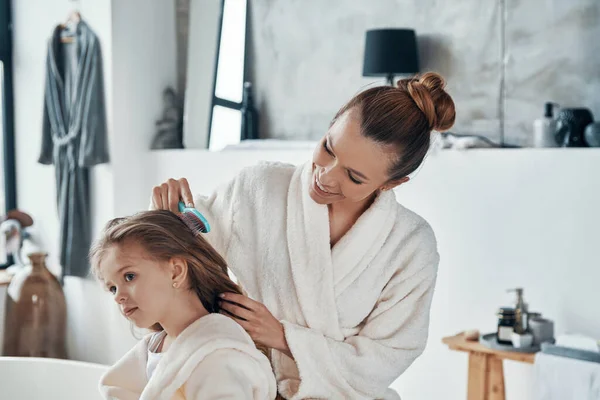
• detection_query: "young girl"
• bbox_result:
[90,210,277,400]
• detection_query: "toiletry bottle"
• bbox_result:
[240,82,259,141]
[496,307,516,345]
[533,103,557,148]
[507,288,528,333]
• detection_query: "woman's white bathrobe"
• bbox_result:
[99,313,277,400]
[195,161,440,400]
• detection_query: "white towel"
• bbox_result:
[534,352,600,400]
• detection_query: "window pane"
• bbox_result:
[0,61,5,215]
[209,105,241,151]
[214,0,247,103]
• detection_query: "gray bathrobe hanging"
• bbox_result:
[38,20,109,278]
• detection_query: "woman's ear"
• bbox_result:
[170,257,188,289]
[381,176,409,192]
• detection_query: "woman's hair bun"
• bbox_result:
[397,72,456,132]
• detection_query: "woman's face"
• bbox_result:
[309,109,405,206]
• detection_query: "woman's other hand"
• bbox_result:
[151,178,194,212]
[219,293,292,357]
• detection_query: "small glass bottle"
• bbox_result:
[240,82,259,141]
[496,307,516,345]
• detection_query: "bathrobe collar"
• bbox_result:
[286,162,397,339]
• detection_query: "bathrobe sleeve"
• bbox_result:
[280,234,439,399]
[193,176,240,259]
[183,349,275,400]
[147,176,237,256]
[38,72,54,165]
[148,170,242,258]
[39,41,58,166]
[78,42,109,167]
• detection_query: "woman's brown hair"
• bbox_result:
[89,210,243,332]
[333,72,456,181]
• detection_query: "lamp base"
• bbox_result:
[386,73,395,86]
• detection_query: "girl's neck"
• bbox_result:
[160,292,209,338]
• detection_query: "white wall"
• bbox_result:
[393,148,600,400]
[11,0,108,275]
[145,147,600,400]
[10,0,178,364]
[111,0,178,217]
[11,0,118,365]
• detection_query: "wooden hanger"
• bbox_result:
[60,9,81,43]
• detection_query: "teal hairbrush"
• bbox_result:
[178,202,211,234]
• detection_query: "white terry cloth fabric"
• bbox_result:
[194,161,440,399]
[99,313,276,400]
[534,352,600,400]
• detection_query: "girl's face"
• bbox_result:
[309,109,407,206]
[98,242,174,329]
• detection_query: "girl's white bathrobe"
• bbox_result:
[195,161,440,400]
[99,313,277,400]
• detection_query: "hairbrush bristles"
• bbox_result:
[177,202,211,234]
[179,212,210,234]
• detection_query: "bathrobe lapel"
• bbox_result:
[286,163,397,339]
[286,163,343,339]
[98,337,149,400]
[331,187,397,295]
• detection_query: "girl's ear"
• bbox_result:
[170,257,188,289]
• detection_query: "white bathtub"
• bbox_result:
[0,357,108,399]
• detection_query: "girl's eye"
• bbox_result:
[109,286,116,294]
[124,273,135,282]
[348,172,362,185]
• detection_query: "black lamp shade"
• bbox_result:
[362,29,420,77]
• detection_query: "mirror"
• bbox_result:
[181,0,221,149]
[183,0,248,150]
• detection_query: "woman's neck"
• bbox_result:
[327,192,377,247]
[159,292,209,338]
[329,191,376,221]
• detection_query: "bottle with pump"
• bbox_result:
[533,103,558,148]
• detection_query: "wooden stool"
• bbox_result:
[442,333,535,400]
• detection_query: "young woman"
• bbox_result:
[152,72,456,399]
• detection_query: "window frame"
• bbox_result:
[1,0,18,269]
[207,0,249,148]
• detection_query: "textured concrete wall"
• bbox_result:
[504,0,600,144]
[247,0,600,146]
